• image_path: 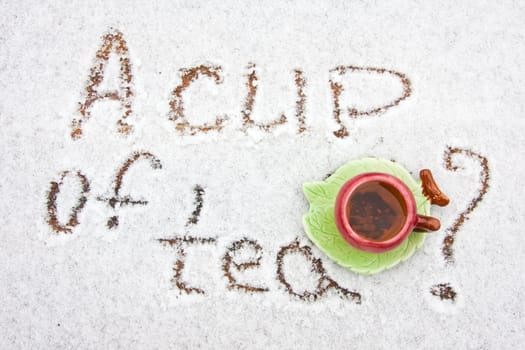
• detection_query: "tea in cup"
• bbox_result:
[334,171,448,253]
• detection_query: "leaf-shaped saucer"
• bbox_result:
[302,158,430,275]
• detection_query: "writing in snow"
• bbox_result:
[45,147,488,302]
[70,29,412,140]
[44,29,488,304]
[46,151,362,302]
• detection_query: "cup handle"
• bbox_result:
[415,214,441,232]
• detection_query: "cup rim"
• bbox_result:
[334,172,418,253]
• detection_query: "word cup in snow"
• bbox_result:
[71,29,412,140]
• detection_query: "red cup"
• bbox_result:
[334,172,442,253]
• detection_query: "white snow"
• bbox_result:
[1,0,524,348]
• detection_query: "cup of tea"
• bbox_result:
[334,171,448,253]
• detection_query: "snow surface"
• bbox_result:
[1,0,524,348]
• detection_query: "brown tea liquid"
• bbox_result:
[346,181,408,242]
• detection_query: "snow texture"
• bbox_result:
[0,0,524,348]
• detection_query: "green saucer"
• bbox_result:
[302,158,430,275]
